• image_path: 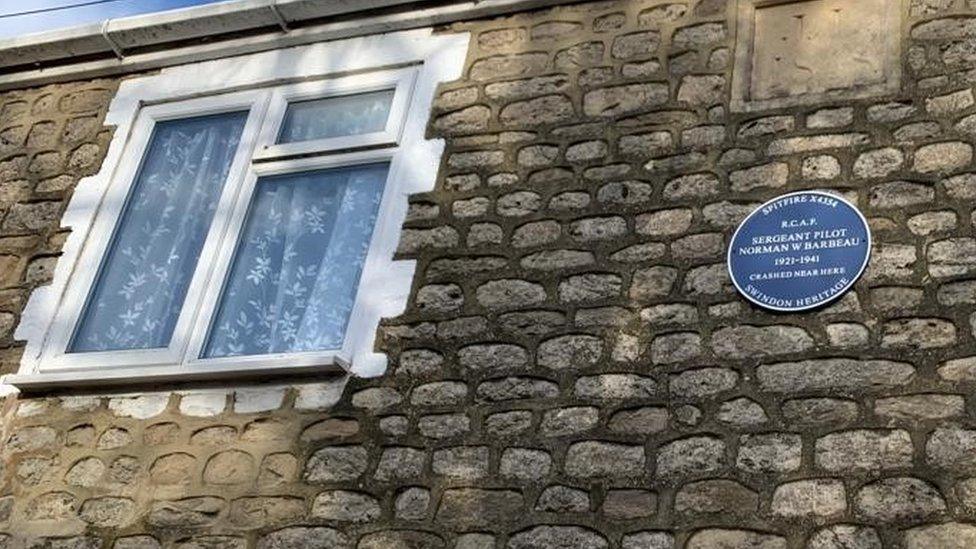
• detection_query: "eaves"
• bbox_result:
[0,0,578,91]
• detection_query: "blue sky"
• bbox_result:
[0,0,226,39]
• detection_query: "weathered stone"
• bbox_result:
[657,436,725,478]
[816,430,913,473]
[808,107,854,128]
[537,335,602,370]
[711,325,813,359]
[650,332,701,364]
[629,266,677,301]
[398,227,460,253]
[458,344,528,373]
[476,279,545,309]
[904,523,976,549]
[436,488,524,529]
[635,208,692,236]
[477,377,559,401]
[375,447,426,481]
[559,274,621,305]
[677,75,725,105]
[485,410,532,436]
[854,477,946,523]
[304,446,368,482]
[914,141,973,174]
[434,106,490,134]
[611,31,660,59]
[500,448,551,480]
[669,368,738,398]
[854,148,904,178]
[686,529,785,549]
[771,479,846,518]
[881,318,957,349]
[730,162,788,191]
[351,387,402,410]
[939,356,976,381]
[148,497,224,528]
[868,101,915,122]
[758,359,914,393]
[565,441,645,477]
[568,216,627,241]
[507,526,607,549]
[359,531,444,549]
[875,394,964,421]
[555,42,606,70]
[603,489,656,520]
[768,134,869,155]
[619,131,672,157]
[802,155,841,180]
[65,457,105,487]
[535,485,590,513]
[583,84,669,117]
[671,233,723,260]
[79,496,134,527]
[909,210,957,235]
[310,491,380,522]
[868,181,933,208]
[497,191,541,216]
[257,527,347,549]
[608,407,668,435]
[640,303,698,326]
[470,53,547,81]
[930,238,976,277]
[411,382,467,407]
[927,427,976,473]
[497,310,565,336]
[675,479,758,515]
[782,398,858,426]
[500,95,575,126]
[716,398,768,426]
[737,433,801,474]
[541,407,598,437]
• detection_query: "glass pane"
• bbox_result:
[203,163,388,358]
[69,111,247,353]
[277,89,395,144]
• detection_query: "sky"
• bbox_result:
[0,0,227,40]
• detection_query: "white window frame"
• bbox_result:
[8,28,469,389]
[254,68,417,161]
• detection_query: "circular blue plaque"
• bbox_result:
[727,190,871,312]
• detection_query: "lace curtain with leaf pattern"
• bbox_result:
[202,163,388,358]
[70,112,247,353]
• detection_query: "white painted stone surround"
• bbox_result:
[6,27,470,395]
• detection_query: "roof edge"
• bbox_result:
[0,0,572,91]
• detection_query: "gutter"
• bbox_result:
[0,0,576,91]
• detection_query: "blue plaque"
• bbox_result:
[727,190,871,312]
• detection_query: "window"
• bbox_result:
[42,68,414,375]
[12,29,468,388]
[39,68,416,370]
[4,26,472,389]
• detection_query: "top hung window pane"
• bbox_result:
[69,111,247,353]
[277,89,395,144]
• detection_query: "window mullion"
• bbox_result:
[180,90,283,365]
[171,91,274,366]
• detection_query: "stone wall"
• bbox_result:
[4,0,976,547]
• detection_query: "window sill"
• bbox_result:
[3,359,345,393]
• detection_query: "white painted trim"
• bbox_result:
[4,359,344,391]
[184,149,398,374]
[253,67,418,161]
[8,28,469,388]
[38,91,271,372]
